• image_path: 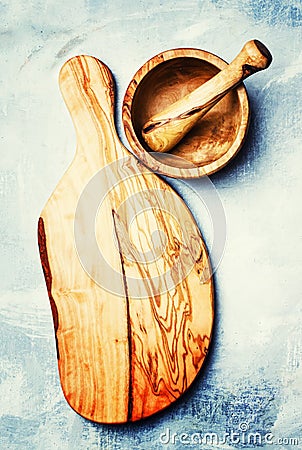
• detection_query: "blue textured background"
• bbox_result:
[1,1,301,448]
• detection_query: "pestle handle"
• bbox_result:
[142,40,272,153]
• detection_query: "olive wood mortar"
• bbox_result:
[123,43,271,178]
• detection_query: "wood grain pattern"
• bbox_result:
[141,40,272,153]
[123,48,250,178]
[38,55,214,423]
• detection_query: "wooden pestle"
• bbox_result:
[142,40,272,153]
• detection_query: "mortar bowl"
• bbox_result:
[122,48,249,179]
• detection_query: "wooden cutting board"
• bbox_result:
[38,55,214,423]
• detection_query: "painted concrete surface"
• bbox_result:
[1,0,301,448]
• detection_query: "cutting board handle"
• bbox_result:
[59,56,124,165]
[142,40,272,152]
